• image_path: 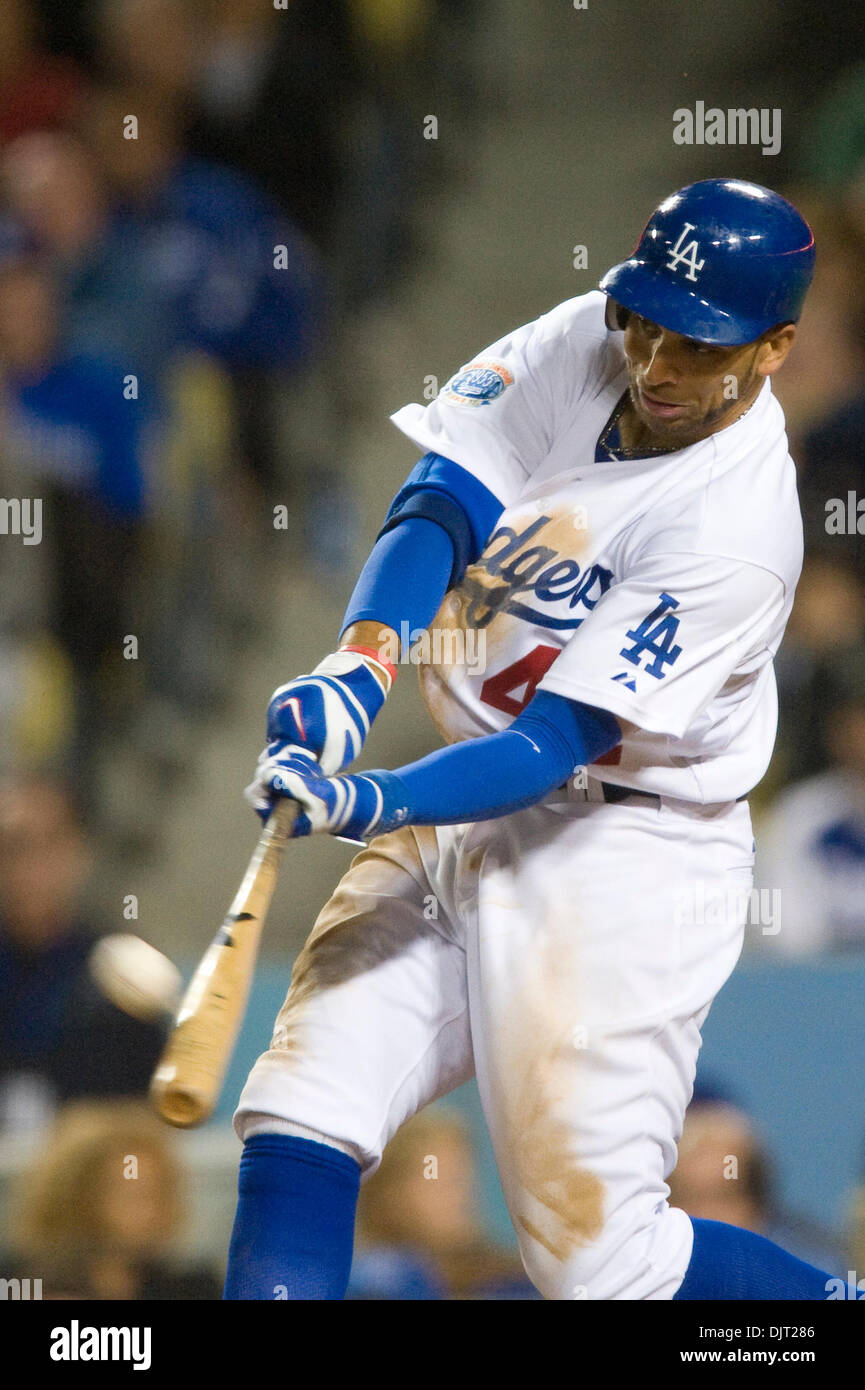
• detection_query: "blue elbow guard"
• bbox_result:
[377,453,503,586]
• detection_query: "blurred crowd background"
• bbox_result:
[2,0,865,1300]
[0,0,481,842]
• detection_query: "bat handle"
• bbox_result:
[265,796,300,842]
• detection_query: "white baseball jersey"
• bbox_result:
[390,290,803,804]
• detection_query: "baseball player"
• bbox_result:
[223,179,846,1300]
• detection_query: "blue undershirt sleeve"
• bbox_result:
[370,691,622,826]
[339,515,455,637]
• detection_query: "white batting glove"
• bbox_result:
[245,745,403,841]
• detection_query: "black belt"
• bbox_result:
[556,778,661,807]
[600,782,660,806]
[557,780,748,807]
[600,786,748,805]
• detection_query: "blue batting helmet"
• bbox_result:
[599,179,815,346]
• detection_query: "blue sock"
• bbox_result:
[223,1134,361,1300]
[674,1218,851,1300]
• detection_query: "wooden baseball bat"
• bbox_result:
[151,798,298,1128]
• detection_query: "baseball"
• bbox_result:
[89,933,182,1022]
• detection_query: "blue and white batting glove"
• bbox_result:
[244,746,409,841]
[264,645,397,776]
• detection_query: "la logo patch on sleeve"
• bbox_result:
[442,360,514,407]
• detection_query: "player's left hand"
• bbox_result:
[245,745,404,841]
[264,646,395,777]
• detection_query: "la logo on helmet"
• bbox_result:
[666,223,705,282]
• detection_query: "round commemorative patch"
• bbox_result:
[442,359,514,407]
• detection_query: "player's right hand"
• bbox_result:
[262,646,396,777]
[245,744,405,840]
